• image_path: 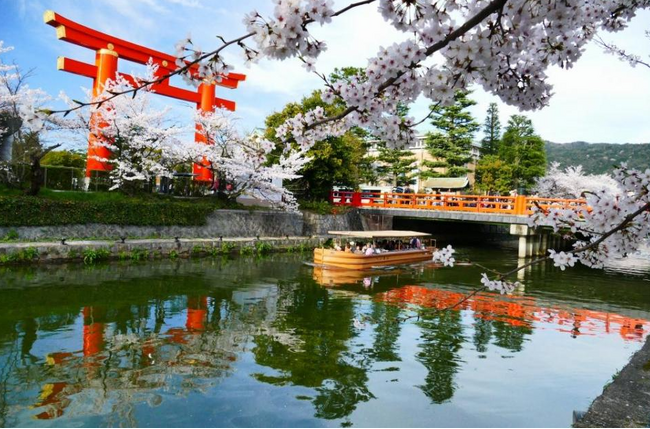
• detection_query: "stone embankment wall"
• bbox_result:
[0,209,363,241]
[302,211,363,236]
[0,236,324,264]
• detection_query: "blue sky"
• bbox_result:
[1,0,650,145]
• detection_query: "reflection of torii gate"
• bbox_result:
[43,10,246,183]
[35,298,210,420]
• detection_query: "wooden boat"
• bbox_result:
[314,230,435,270]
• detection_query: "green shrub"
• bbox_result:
[0,247,39,264]
[287,242,314,253]
[0,196,218,227]
[192,245,204,256]
[255,241,273,255]
[169,250,179,259]
[2,229,19,241]
[130,249,149,261]
[299,200,353,215]
[240,245,254,256]
[83,248,111,264]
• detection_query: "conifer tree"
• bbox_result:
[375,143,417,187]
[481,102,501,156]
[421,91,479,178]
[499,115,546,192]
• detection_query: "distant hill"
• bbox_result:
[545,141,650,174]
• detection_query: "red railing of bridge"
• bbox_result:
[329,191,587,216]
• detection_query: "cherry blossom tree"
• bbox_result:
[1,41,68,194]
[190,109,310,210]
[62,70,185,193]
[0,41,50,138]
[64,64,309,208]
[532,162,621,199]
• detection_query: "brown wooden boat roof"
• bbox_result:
[327,230,431,238]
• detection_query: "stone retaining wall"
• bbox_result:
[0,236,324,264]
[302,210,363,235]
[0,209,363,241]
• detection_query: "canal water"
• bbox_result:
[0,246,649,427]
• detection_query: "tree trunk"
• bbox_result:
[26,154,43,196]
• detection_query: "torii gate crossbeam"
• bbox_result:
[44,10,246,183]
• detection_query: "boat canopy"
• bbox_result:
[327,230,431,238]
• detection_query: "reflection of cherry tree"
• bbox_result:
[251,280,374,420]
[416,311,465,404]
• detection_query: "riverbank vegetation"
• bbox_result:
[0,188,242,227]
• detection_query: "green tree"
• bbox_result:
[481,102,501,156]
[499,115,546,192]
[474,155,515,195]
[375,143,417,187]
[421,91,479,178]
[41,150,86,169]
[372,102,417,187]
[10,131,62,196]
[264,70,371,200]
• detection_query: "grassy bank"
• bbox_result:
[0,237,323,266]
[0,188,247,228]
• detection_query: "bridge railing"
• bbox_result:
[329,191,587,216]
[524,197,587,214]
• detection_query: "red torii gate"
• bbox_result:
[43,10,246,183]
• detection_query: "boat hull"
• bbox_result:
[313,248,433,270]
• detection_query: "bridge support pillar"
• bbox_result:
[510,224,546,258]
[540,233,548,256]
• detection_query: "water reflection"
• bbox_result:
[377,285,648,342]
[0,252,648,427]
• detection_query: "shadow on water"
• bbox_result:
[0,248,648,427]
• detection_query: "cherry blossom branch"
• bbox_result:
[594,34,650,70]
[304,0,509,130]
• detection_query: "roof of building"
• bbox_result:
[420,177,470,189]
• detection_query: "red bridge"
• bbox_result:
[330,190,589,258]
[330,190,586,216]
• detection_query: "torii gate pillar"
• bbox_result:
[193,82,216,182]
[87,48,118,179]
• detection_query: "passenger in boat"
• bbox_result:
[365,246,375,256]
[344,244,352,253]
